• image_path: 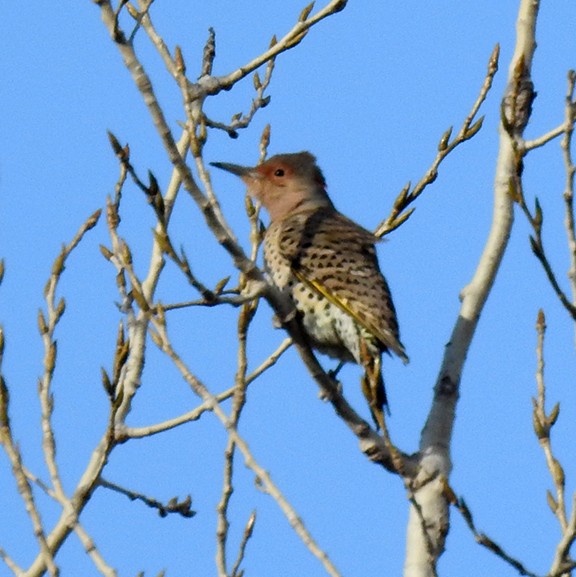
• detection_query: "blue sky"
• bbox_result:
[1,2,576,576]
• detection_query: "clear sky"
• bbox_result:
[1,2,576,576]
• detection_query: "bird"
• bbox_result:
[211,151,407,428]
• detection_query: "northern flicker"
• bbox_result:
[211,152,407,427]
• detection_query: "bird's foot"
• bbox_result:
[239,278,267,301]
[319,368,343,401]
[327,361,345,380]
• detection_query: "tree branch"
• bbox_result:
[375,44,499,237]
[99,478,195,519]
[405,2,540,575]
[561,71,576,319]
[148,309,344,577]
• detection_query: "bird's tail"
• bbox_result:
[360,353,388,430]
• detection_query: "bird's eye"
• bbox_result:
[274,169,285,177]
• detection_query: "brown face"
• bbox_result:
[255,156,326,190]
[244,160,292,203]
[255,159,292,185]
[210,160,282,209]
[211,152,330,220]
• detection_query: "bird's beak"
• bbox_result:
[210,161,258,179]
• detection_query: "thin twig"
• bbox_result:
[25,462,124,576]
[514,163,576,319]
[524,123,565,150]
[99,478,195,518]
[454,498,541,577]
[1,342,54,576]
[185,0,349,100]
[119,337,291,441]
[0,546,23,577]
[550,494,576,577]
[533,311,576,576]
[533,311,567,528]
[72,524,119,577]
[231,512,257,577]
[216,179,264,575]
[246,337,293,384]
[216,433,235,577]
[561,71,576,315]
[107,131,166,225]
[130,1,175,76]
[0,211,100,577]
[375,44,500,237]
[39,210,102,498]
[215,299,255,576]
[0,398,58,576]
[148,311,344,577]
[119,387,236,440]
[203,57,275,139]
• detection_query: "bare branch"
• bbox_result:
[454,498,542,577]
[0,546,24,577]
[246,337,293,384]
[0,369,58,576]
[187,0,348,99]
[217,247,260,576]
[524,123,565,151]
[73,524,118,577]
[99,478,195,519]
[531,311,576,576]
[406,3,541,575]
[533,310,567,523]
[514,70,576,321]
[216,433,235,577]
[22,468,118,576]
[119,336,291,442]
[514,173,576,318]
[561,71,576,316]
[375,43,499,237]
[148,310,344,577]
[120,386,235,439]
[231,511,257,577]
[204,57,275,139]
[23,189,144,577]
[0,211,101,577]
[107,131,166,224]
[129,1,175,76]
[1,449,56,575]
[39,209,102,498]
[551,494,576,577]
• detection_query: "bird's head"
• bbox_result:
[211,151,333,221]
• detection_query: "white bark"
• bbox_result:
[404,1,540,575]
